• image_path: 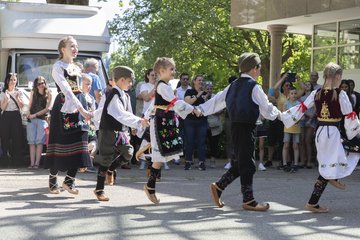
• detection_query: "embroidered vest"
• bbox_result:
[315,88,342,122]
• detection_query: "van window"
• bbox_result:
[15,53,107,89]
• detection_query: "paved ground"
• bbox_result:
[1,161,360,240]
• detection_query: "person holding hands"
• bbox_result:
[196,53,280,211]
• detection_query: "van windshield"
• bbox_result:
[16,53,108,88]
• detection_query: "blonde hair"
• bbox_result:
[153,57,175,75]
[81,73,92,83]
[58,36,76,59]
[315,62,342,101]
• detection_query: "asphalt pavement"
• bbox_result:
[1,161,360,240]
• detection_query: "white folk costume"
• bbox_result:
[281,89,360,180]
[146,80,194,162]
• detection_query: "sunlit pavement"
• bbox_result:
[1,161,360,240]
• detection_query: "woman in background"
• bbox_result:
[26,76,52,168]
[0,73,24,167]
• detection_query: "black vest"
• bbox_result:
[154,80,170,106]
[99,88,124,131]
[225,77,259,124]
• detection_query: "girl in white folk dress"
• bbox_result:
[281,62,360,213]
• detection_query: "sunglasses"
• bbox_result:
[38,82,46,86]
[182,78,189,80]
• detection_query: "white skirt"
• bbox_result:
[315,125,360,179]
[150,118,181,162]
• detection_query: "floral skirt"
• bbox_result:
[151,110,182,162]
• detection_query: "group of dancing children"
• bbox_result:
[46,36,360,213]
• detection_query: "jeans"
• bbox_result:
[184,118,208,162]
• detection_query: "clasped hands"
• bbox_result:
[192,107,203,117]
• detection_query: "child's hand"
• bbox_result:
[140,118,150,128]
[357,134,360,139]
[193,107,202,117]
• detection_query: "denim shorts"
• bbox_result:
[283,132,300,143]
[26,118,48,144]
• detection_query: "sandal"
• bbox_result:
[143,185,160,204]
[62,175,79,195]
[94,189,109,201]
[329,180,346,190]
[305,203,329,213]
[210,183,224,208]
[49,174,60,194]
[242,199,270,212]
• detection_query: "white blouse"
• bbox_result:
[52,61,83,113]
[0,90,24,111]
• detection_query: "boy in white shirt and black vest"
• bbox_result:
[196,53,281,211]
[94,66,149,201]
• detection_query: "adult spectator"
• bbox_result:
[205,82,223,168]
[140,69,156,115]
[310,71,321,90]
[265,73,304,168]
[84,58,102,105]
[0,73,25,167]
[26,76,52,169]
[347,79,360,115]
[184,74,210,170]
[175,73,192,100]
[299,81,316,169]
[174,73,192,165]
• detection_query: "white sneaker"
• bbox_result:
[139,160,146,170]
[258,163,266,171]
[164,162,170,170]
[224,162,231,169]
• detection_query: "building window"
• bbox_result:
[339,19,360,45]
[313,20,360,71]
[339,46,360,70]
[313,48,336,71]
[314,23,337,47]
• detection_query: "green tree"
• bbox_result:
[110,0,311,91]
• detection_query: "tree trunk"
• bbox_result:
[46,0,89,5]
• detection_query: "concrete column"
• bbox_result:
[267,24,287,87]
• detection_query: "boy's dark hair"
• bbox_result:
[112,66,135,82]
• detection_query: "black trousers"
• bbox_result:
[0,111,24,166]
[230,122,256,185]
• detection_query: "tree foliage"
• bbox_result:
[109,0,311,91]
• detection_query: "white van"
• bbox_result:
[0,2,110,123]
